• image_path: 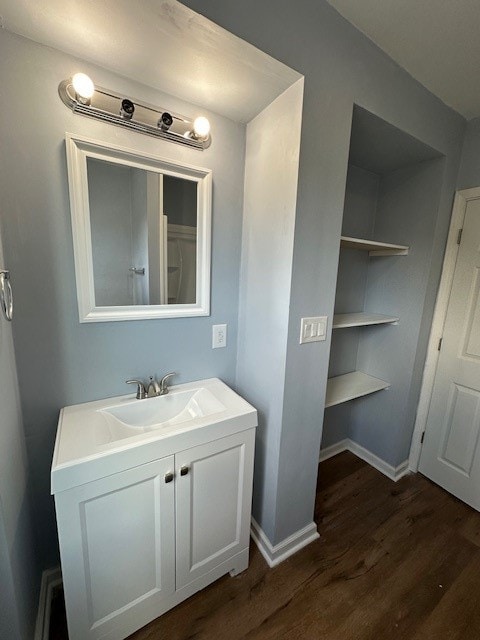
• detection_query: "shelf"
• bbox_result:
[340,236,409,256]
[325,371,390,408]
[333,312,399,329]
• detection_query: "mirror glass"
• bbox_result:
[88,158,197,306]
[66,134,211,322]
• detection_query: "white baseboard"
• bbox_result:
[250,518,319,568]
[319,439,350,462]
[34,566,62,640]
[319,438,410,482]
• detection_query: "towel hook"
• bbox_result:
[0,270,13,321]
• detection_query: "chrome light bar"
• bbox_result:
[58,75,211,150]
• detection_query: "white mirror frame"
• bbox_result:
[65,133,212,322]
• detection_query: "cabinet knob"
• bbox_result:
[180,466,189,476]
[164,472,174,483]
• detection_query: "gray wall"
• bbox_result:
[183,0,465,546]
[236,81,304,543]
[163,176,197,228]
[352,157,447,464]
[322,165,378,449]
[0,29,246,568]
[89,160,135,306]
[457,117,480,189]
[0,504,20,640]
[0,234,38,639]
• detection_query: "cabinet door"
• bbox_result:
[175,429,255,589]
[55,456,175,640]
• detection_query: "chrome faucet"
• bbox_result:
[126,373,176,399]
[126,379,147,399]
[147,376,161,398]
[159,372,175,395]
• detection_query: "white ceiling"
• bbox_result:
[327,0,480,120]
[0,0,300,123]
[3,1,475,122]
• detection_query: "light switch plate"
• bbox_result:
[300,316,327,344]
[212,324,227,348]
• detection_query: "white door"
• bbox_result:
[55,456,175,640]
[175,429,255,589]
[420,194,480,509]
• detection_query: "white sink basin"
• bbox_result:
[51,378,257,494]
[99,388,226,433]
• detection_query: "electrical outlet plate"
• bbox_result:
[212,324,227,348]
[300,316,327,344]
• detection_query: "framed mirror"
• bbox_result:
[65,133,212,322]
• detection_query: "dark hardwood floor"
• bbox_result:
[50,452,480,639]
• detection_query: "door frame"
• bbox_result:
[409,187,480,471]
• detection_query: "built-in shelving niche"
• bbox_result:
[327,235,407,407]
[323,104,442,430]
[328,233,407,406]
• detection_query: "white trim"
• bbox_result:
[319,439,350,462]
[319,438,410,481]
[34,567,62,640]
[348,440,410,481]
[409,187,480,471]
[250,518,319,568]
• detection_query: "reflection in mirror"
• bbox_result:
[88,159,198,307]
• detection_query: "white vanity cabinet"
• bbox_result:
[52,380,257,640]
[175,431,254,590]
[55,456,177,640]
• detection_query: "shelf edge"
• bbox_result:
[325,372,390,408]
[332,314,399,329]
[340,235,409,255]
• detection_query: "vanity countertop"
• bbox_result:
[51,377,257,494]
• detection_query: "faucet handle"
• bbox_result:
[160,372,176,393]
[126,379,147,400]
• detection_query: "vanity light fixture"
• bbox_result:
[120,98,135,121]
[71,73,95,104]
[192,116,211,141]
[58,73,211,150]
[158,111,174,131]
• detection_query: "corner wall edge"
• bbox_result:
[250,518,319,568]
[319,439,409,481]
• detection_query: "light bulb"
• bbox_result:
[192,116,210,140]
[72,73,95,102]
